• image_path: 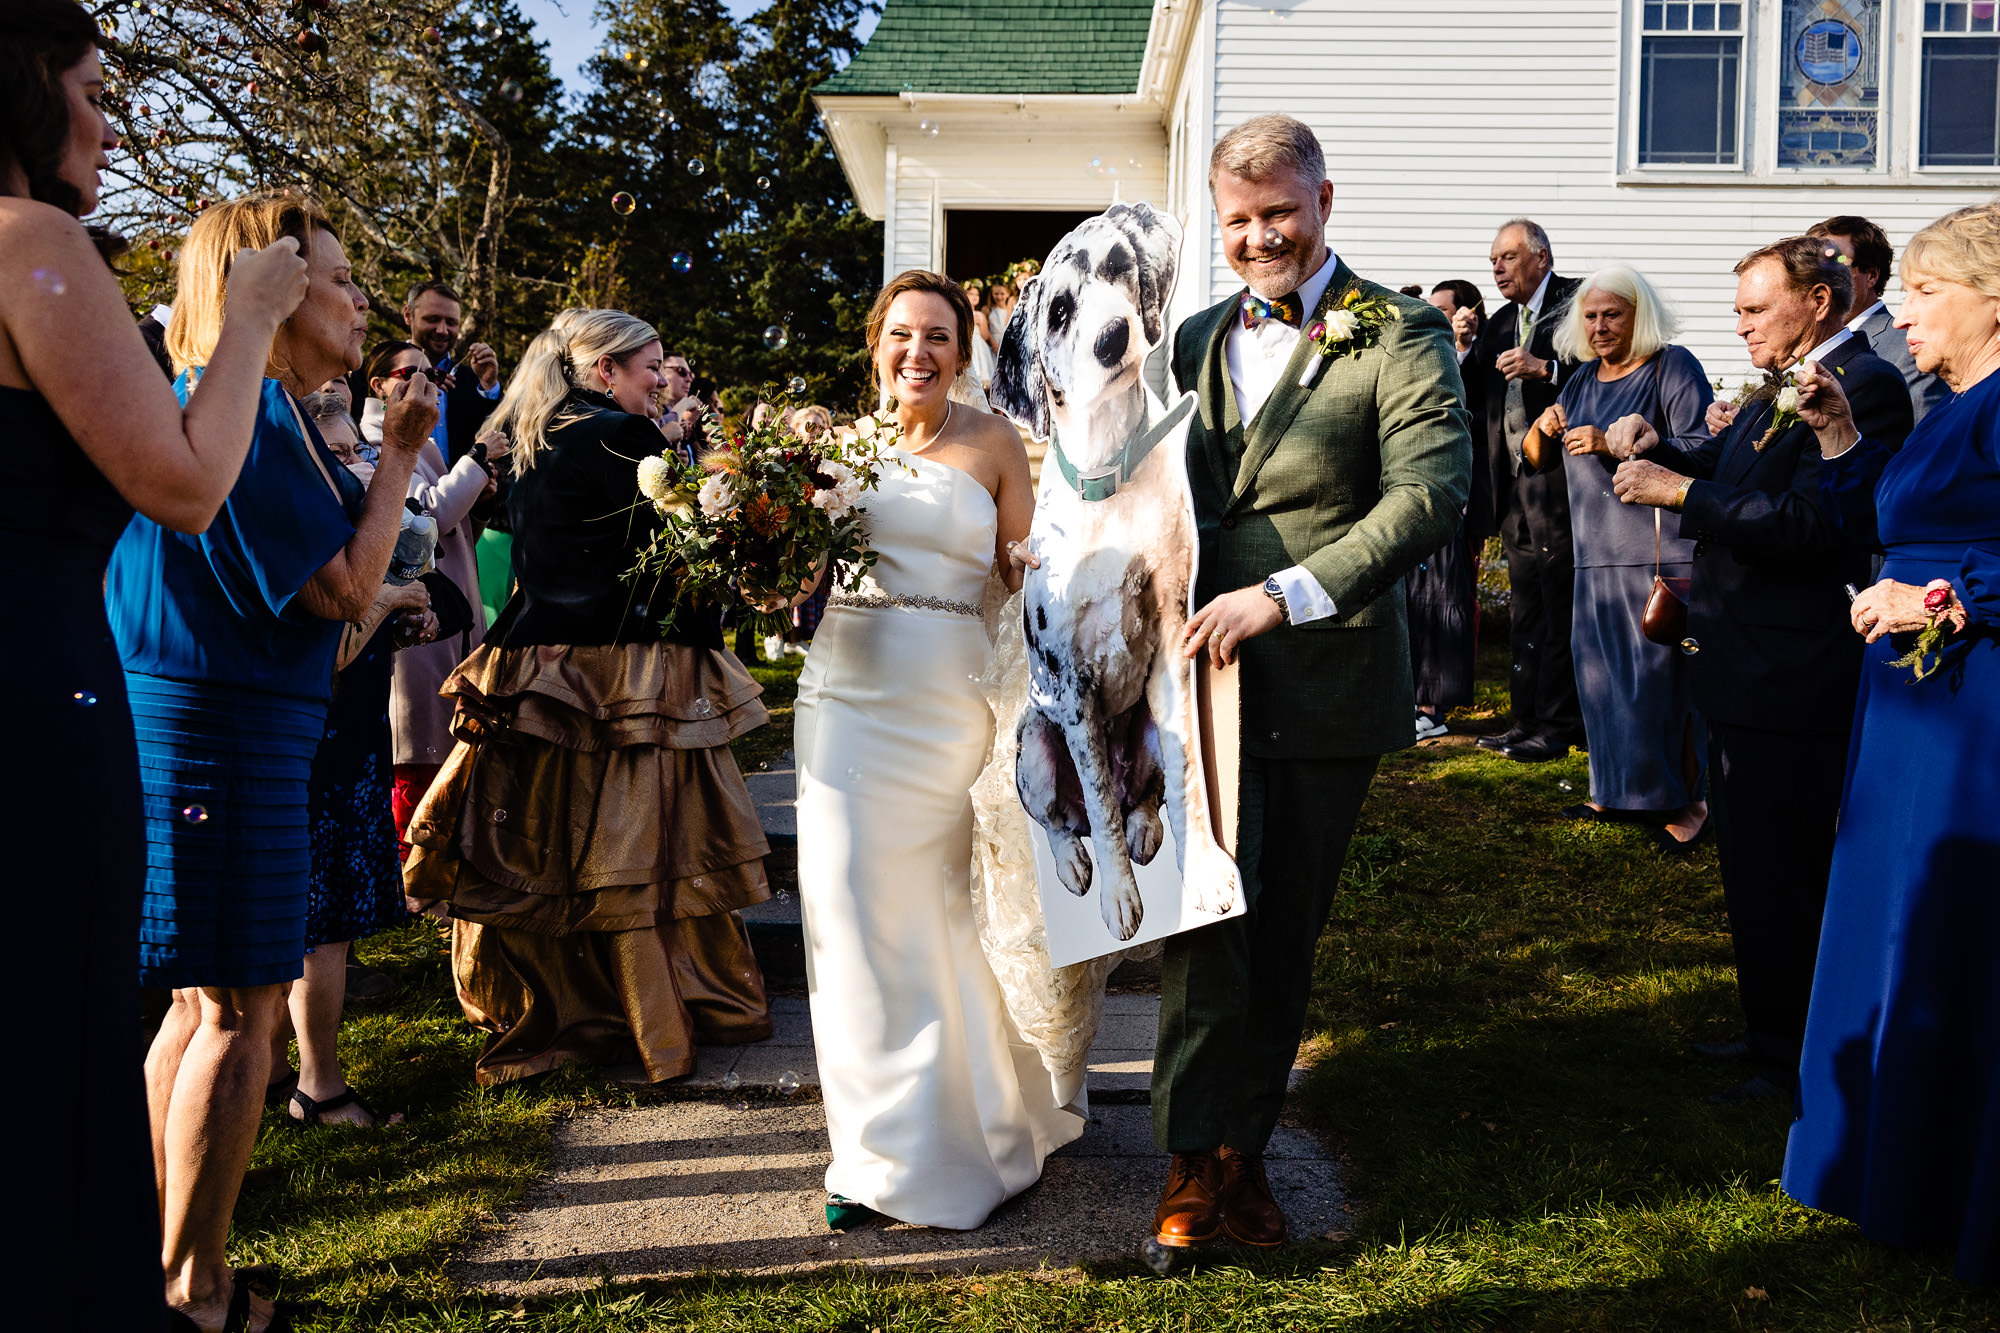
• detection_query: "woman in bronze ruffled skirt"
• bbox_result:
[405,308,772,1084]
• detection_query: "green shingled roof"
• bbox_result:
[818,0,1155,96]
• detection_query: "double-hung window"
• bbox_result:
[1922,2,2000,167]
[1638,3,1746,165]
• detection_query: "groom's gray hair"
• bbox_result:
[1209,114,1325,194]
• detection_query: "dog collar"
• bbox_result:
[1050,395,1195,502]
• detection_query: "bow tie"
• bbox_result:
[1241,292,1303,330]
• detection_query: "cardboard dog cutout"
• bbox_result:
[992,202,1245,967]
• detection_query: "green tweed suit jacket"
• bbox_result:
[1172,258,1474,759]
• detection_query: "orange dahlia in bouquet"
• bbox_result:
[627,404,901,637]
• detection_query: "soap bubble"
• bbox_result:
[610,191,637,215]
[1260,226,1284,251]
[491,808,509,823]
[917,118,939,137]
[1140,1237,1176,1274]
[720,1070,742,1091]
[787,376,806,394]
[180,803,209,825]
[777,1070,802,1094]
[844,765,863,782]
[666,116,679,132]
[670,251,693,274]
[30,267,66,297]
[763,325,789,350]
[498,77,523,103]
[1087,156,1115,179]
[755,174,772,190]
[687,157,706,177]
[71,690,97,707]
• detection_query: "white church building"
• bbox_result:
[816,0,2000,378]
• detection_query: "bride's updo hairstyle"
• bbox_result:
[865,270,976,386]
[489,307,659,470]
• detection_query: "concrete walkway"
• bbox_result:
[450,748,1346,1288]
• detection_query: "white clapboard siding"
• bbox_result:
[883,112,1170,283]
[1154,0,1999,380]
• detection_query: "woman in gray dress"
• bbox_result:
[1523,265,1712,852]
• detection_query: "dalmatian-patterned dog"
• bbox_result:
[992,202,1241,943]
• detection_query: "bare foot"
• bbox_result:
[1663,800,1708,845]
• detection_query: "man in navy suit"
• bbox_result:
[1606,236,1914,1104]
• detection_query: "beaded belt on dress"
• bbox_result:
[828,589,982,617]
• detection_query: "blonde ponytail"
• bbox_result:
[489,307,660,469]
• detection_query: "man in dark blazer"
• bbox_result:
[1808,215,1950,422]
[1154,115,1471,1251]
[1608,236,1913,1103]
[403,280,502,464]
[1462,220,1583,760]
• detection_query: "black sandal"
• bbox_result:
[167,1269,294,1333]
[287,1085,386,1128]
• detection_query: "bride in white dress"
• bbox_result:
[794,270,1075,1230]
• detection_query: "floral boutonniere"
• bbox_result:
[1888,579,1969,682]
[1297,286,1401,388]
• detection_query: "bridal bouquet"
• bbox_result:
[627,406,899,637]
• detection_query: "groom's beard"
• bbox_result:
[1232,239,1310,301]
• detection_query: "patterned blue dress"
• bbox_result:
[1783,369,2000,1284]
[306,624,405,948]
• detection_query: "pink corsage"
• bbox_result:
[1890,579,1967,682]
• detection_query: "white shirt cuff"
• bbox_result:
[1273,565,1337,624]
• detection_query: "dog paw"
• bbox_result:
[1052,835,1094,896]
[1125,806,1164,866]
[1102,881,1144,940]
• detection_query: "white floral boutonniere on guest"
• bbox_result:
[1297,286,1402,387]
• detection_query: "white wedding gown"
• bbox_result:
[795,445,1088,1228]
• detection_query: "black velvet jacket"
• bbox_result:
[485,389,722,651]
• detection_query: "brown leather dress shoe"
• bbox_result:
[1217,1145,1289,1248]
[1152,1150,1224,1247]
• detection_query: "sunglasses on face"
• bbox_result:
[384,365,427,381]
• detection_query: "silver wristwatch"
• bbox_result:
[1262,575,1290,622]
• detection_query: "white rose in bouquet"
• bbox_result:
[697,472,740,519]
[1775,384,1801,416]
[637,455,685,517]
[810,460,863,518]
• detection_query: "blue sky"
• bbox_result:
[515,0,879,100]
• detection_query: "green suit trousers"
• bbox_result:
[1151,752,1379,1153]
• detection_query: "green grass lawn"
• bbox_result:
[237,639,2000,1331]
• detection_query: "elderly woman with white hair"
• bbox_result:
[1780,203,2000,1286]
[1522,265,1714,850]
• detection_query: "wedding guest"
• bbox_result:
[962,277,999,392]
[986,278,1016,353]
[1604,235,1912,1103]
[108,191,434,1333]
[289,539,437,1129]
[401,279,500,462]
[1404,279,1489,735]
[1524,265,1712,851]
[385,334,503,853]
[1807,215,1950,421]
[0,13,307,1326]
[304,389,367,475]
[1464,219,1583,762]
[1428,278,1484,364]
[1781,201,2000,1286]
[139,301,174,377]
[403,309,775,1085]
[359,339,429,463]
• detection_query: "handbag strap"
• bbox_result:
[1654,505,1662,577]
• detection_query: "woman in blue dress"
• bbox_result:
[1783,203,2000,1285]
[107,192,438,1332]
[1522,265,1713,852]
[0,14,308,1329]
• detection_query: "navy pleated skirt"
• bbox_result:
[129,673,326,989]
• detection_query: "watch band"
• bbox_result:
[1262,575,1290,622]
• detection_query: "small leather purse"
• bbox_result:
[1641,506,1691,645]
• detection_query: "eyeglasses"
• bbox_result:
[384,365,427,381]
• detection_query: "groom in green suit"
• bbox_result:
[1152,115,1473,1249]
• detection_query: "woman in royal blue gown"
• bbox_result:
[1783,203,2000,1286]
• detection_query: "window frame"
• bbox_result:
[1627,0,1753,173]
[1914,2,2000,174]
[1771,0,1890,174]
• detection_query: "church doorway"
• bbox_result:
[943,208,1098,285]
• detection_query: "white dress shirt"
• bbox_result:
[1222,251,1341,624]
[1846,299,1886,332]
[1803,326,1854,365]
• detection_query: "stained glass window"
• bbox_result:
[1778,0,1882,168]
